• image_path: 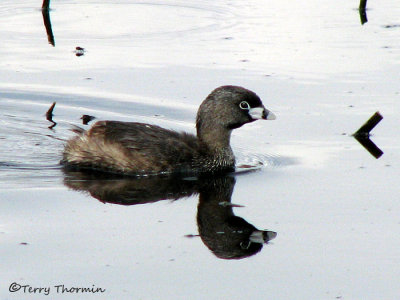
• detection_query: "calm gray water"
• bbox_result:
[1,0,400,299]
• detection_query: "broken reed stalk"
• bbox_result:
[42,0,50,10]
[353,111,383,137]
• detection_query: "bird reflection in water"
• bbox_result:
[197,176,277,259]
[63,171,277,259]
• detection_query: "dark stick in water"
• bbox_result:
[46,102,57,129]
[353,111,383,137]
[359,0,367,10]
[359,0,368,25]
[81,115,96,125]
[42,0,50,10]
[42,8,55,46]
[352,111,384,159]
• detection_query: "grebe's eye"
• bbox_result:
[239,101,250,110]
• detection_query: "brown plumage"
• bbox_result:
[62,85,276,176]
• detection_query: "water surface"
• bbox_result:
[1,0,400,299]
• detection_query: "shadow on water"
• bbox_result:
[63,171,277,259]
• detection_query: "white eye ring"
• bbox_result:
[239,101,250,110]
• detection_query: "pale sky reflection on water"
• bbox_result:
[1,1,400,300]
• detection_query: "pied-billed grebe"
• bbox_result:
[62,85,276,175]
